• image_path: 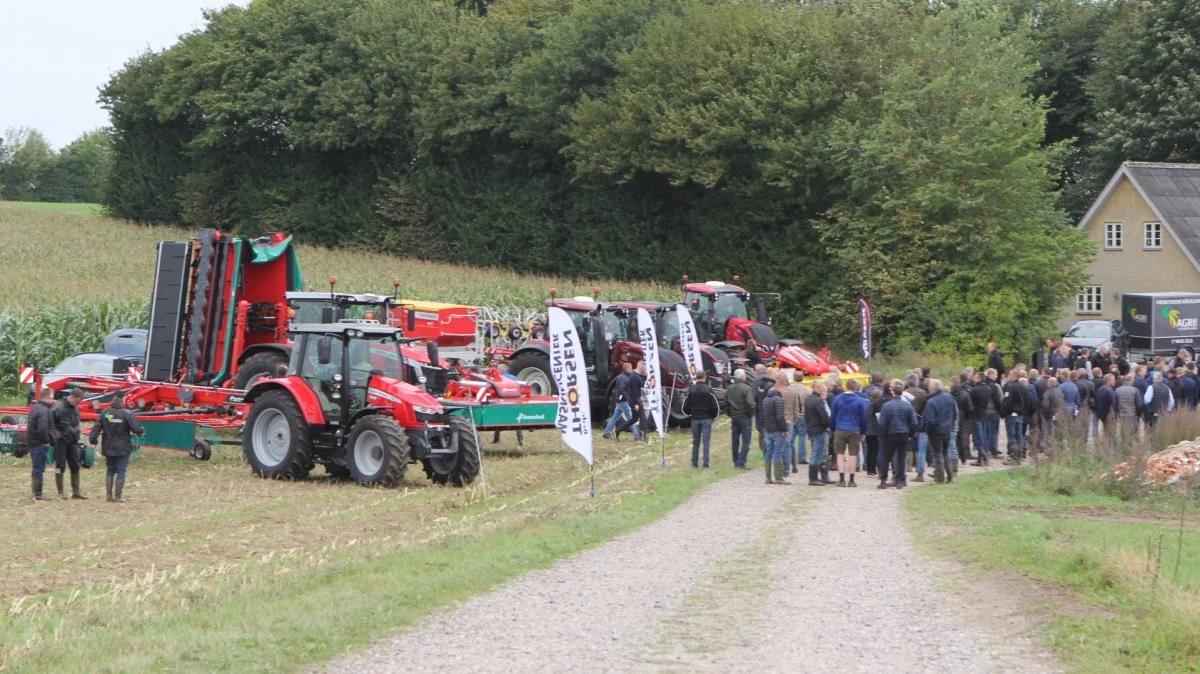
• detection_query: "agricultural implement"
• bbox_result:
[680,277,867,386]
[500,294,694,426]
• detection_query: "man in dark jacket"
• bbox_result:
[878,381,919,489]
[950,375,974,464]
[1033,338,1055,372]
[725,369,756,468]
[903,374,929,480]
[987,342,1006,377]
[1042,377,1067,450]
[805,381,832,486]
[52,388,87,499]
[1183,363,1200,408]
[968,372,1002,465]
[602,363,632,440]
[1049,345,1070,372]
[25,387,56,500]
[1094,374,1116,449]
[88,390,145,502]
[1002,371,1032,464]
[753,365,775,453]
[761,375,791,485]
[1075,369,1096,442]
[1144,371,1174,428]
[617,361,646,441]
[1092,345,1113,376]
[923,380,957,483]
[683,371,721,468]
[1111,348,1131,376]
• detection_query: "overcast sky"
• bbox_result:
[2,1,248,150]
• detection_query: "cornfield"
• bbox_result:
[0,202,681,394]
[0,300,149,393]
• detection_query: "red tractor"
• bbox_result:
[609,300,731,404]
[503,296,694,426]
[242,323,481,487]
[681,277,859,377]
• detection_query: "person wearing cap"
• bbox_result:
[52,388,87,499]
[88,390,145,503]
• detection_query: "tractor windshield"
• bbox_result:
[601,309,631,343]
[659,311,680,349]
[712,292,750,324]
[292,300,388,324]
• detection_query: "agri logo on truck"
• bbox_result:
[1129,306,1149,323]
[1162,306,1199,330]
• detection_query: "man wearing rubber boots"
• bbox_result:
[26,387,56,500]
[89,390,144,503]
[52,388,88,499]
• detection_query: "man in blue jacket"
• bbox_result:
[829,378,869,487]
[922,380,957,483]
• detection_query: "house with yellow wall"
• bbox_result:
[1060,161,1200,330]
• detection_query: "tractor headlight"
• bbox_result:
[418,375,428,385]
[333,373,343,382]
[413,405,439,415]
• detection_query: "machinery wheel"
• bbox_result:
[346,415,409,487]
[664,386,692,427]
[191,439,212,461]
[508,351,554,396]
[243,390,312,480]
[234,351,289,390]
[422,415,481,487]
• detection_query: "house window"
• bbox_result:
[1104,222,1123,249]
[1144,222,1163,250]
[1076,285,1102,314]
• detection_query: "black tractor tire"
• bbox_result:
[243,390,312,480]
[664,386,691,427]
[508,351,555,396]
[346,415,410,487]
[233,351,289,390]
[422,415,482,487]
[191,439,212,461]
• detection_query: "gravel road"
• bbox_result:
[324,462,1060,674]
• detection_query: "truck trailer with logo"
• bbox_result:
[1121,292,1200,362]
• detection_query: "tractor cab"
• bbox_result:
[243,323,480,488]
[285,291,393,326]
[682,279,781,353]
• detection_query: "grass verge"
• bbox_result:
[0,424,746,672]
[0,201,102,214]
[906,465,1200,673]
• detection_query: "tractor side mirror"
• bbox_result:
[321,307,335,324]
[426,341,440,366]
[407,308,416,333]
[317,336,333,365]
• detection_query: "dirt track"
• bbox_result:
[324,463,1060,673]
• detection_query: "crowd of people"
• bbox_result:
[643,339,1199,490]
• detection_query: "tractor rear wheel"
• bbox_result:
[346,415,409,487]
[665,386,691,427]
[422,415,481,487]
[234,351,289,390]
[243,390,312,480]
[507,351,554,396]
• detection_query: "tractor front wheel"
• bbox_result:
[346,416,409,487]
[422,415,481,487]
[243,390,312,480]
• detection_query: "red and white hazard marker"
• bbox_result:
[19,365,35,385]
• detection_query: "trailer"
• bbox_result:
[1121,292,1200,362]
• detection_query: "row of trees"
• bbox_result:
[0,128,112,204]
[95,0,1197,354]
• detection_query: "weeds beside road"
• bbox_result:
[907,413,1200,673]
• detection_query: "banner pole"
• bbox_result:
[467,413,488,499]
[661,383,675,468]
[589,463,596,498]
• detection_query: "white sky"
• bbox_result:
[1,1,249,150]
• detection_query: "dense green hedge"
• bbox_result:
[100,0,1106,356]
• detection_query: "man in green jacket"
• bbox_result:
[726,369,756,469]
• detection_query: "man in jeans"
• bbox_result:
[25,387,56,501]
[725,369,756,468]
[761,374,792,484]
[878,380,919,489]
[783,371,809,474]
[602,363,633,440]
[682,370,720,468]
[804,381,831,486]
